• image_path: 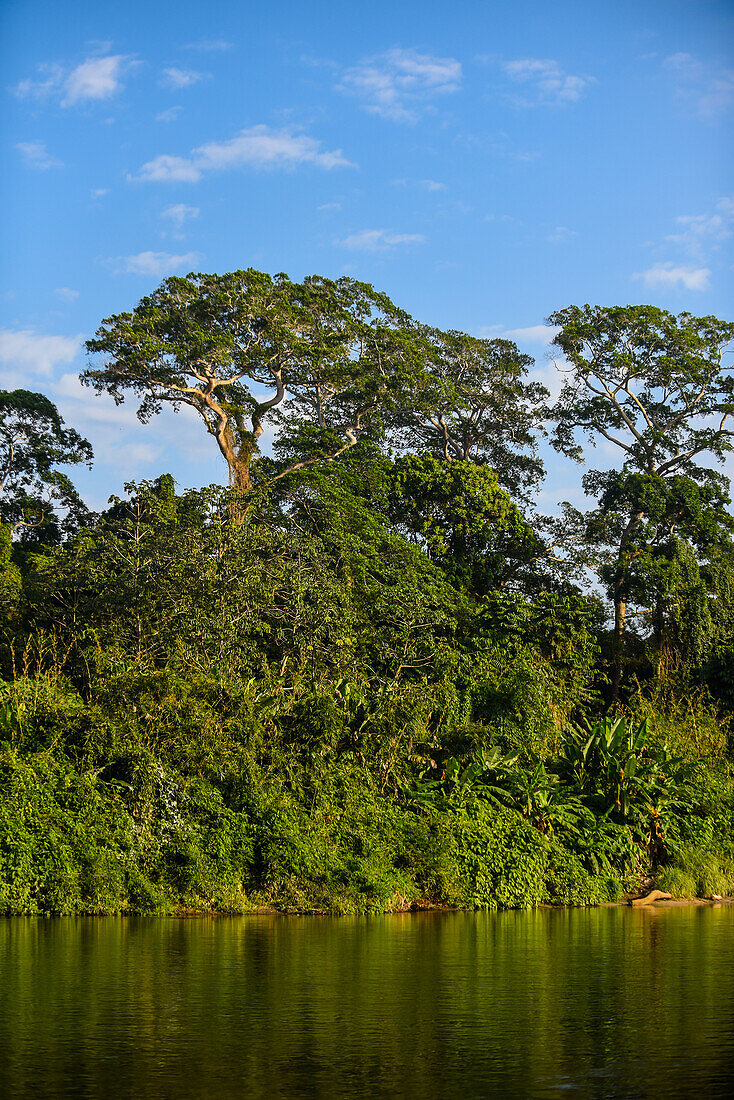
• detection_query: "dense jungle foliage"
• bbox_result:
[2,273,734,914]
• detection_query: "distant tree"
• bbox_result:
[548,304,734,699]
[83,269,422,494]
[0,389,93,537]
[560,470,734,680]
[391,328,549,501]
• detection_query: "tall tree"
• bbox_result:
[391,328,549,500]
[548,304,734,699]
[83,269,421,493]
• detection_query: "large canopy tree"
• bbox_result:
[390,328,549,501]
[549,304,734,698]
[83,269,423,493]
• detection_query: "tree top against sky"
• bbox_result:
[549,304,734,479]
[0,0,731,507]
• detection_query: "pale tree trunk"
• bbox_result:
[215,426,253,492]
[610,510,645,705]
[655,593,667,683]
[611,587,626,704]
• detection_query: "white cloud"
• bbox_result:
[134,155,202,183]
[501,324,560,344]
[0,329,82,378]
[338,48,461,122]
[62,55,131,106]
[665,196,733,256]
[133,125,353,182]
[156,105,182,123]
[419,179,446,191]
[161,203,199,234]
[501,58,594,105]
[16,141,62,170]
[90,188,109,198]
[14,54,134,107]
[113,251,200,276]
[318,201,342,211]
[54,287,80,302]
[547,225,577,244]
[160,67,206,89]
[635,262,711,291]
[336,229,426,251]
[664,53,734,117]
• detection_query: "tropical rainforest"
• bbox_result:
[2,269,734,915]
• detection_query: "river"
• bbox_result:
[1,906,732,1098]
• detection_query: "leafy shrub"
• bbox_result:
[544,841,621,905]
[446,798,550,909]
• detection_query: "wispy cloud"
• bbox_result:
[664,196,733,257]
[336,229,426,251]
[182,39,233,52]
[394,177,447,191]
[0,328,82,377]
[13,62,64,100]
[16,141,63,170]
[664,52,734,117]
[318,201,342,211]
[500,58,594,105]
[14,53,135,107]
[156,106,182,123]
[133,125,354,182]
[338,48,461,122]
[419,178,446,191]
[547,225,577,244]
[113,251,200,276]
[90,188,108,198]
[54,287,80,302]
[634,262,711,291]
[161,203,199,235]
[160,67,206,89]
[501,324,560,344]
[637,196,732,291]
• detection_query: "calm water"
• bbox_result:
[1,907,733,1099]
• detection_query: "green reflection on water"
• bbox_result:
[1,907,733,1099]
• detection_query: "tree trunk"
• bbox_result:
[216,425,254,492]
[231,460,253,493]
[611,588,626,704]
[610,510,645,704]
[655,592,667,683]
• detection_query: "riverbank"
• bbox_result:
[149,893,734,919]
[2,659,733,918]
[3,729,732,917]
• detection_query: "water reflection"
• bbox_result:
[1,907,733,1098]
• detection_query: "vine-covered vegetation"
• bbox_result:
[1,272,733,914]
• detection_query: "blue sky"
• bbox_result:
[1,0,732,511]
